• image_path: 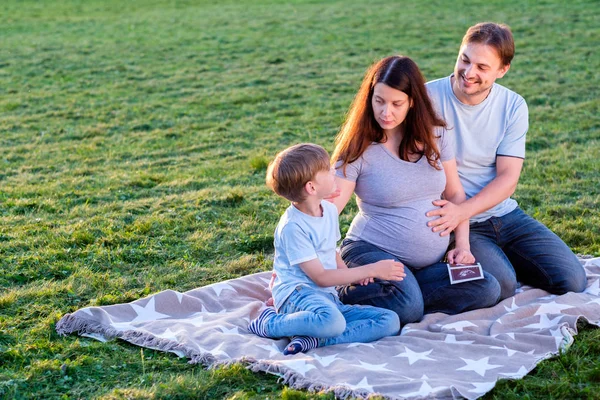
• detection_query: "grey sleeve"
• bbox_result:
[335,158,362,182]
[437,127,456,162]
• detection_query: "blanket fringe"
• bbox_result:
[245,358,384,399]
[56,312,366,399]
[56,313,123,340]
[56,313,217,366]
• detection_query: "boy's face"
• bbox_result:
[311,167,337,198]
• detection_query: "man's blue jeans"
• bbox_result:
[265,286,400,347]
[337,239,501,325]
[469,207,587,300]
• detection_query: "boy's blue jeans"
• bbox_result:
[265,286,400,347]
[337,239,502,325]
[469,207,587,300]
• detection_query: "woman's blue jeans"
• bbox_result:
[337,239,502,325]
[265,286,400,347]
[469,207,587,300]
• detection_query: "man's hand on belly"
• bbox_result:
[426,199,468,236]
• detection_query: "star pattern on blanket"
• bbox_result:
[404,380,439,397]
[534,301,574,315]
[343,377,373,393]
[441,320,477,332]
[111,320,138,332]
[198,342,229,358]
[81,307,94,316]
[201,304,227,314]
[352,361,393,372]
[585,279,600,295]
[217,326,240,335]
[210,282,236,297]
[394,347,435,365]
[175,292,184,304]
[106,300,168,332]
[57,257,600,400]
[586,297,600,306]
[154,328,181,341]
[503,298,519,313]
[277,359,316,376]
[444,334,475,345]
[524,314,564,330]
[490,345,517,357]
[130,297,170,323]
[312,353,341,367]
[256,343,281,357]
[457,357,502,377]
[186,312,205,326]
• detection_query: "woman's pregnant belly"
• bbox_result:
[346,200,449,268]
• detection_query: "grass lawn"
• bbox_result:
[1,0,598,398]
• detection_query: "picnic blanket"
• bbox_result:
[56,257,600,399]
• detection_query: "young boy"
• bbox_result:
[248,143,405,355]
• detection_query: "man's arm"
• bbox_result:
[427,156,523,236]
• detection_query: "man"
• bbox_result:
[425,22,586,300]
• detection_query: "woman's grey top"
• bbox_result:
[336,128,455,268]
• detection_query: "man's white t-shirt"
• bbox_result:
[426,76,529,222]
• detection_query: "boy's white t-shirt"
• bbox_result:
[271,200,341,310]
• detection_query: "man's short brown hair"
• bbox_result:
[462,22,515,66]
[266,143,330,203]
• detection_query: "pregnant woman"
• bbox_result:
[330,56,501,325]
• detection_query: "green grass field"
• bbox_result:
[1,0,599,398]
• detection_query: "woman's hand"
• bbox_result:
[446,247,475,264]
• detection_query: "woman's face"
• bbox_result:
[371,83,412,135]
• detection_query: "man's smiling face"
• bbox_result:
[452,42,510,105]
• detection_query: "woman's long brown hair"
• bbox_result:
[332,56,447,173]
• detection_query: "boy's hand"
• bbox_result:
[372,260,405,281]
[265,271,276,306]
[446,248,475,264]
[355,277,374,286]
[323,187,341,203]
[268,271,276,290]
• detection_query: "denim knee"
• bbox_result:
[553,263,587,294]
[387,286,424,324]
[480,274,502,308]
[316,309,346,338]
[338,282,423,325]
[382,310,401,336]
[497,277,518,301]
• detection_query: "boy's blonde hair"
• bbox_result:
[266,143,330,202]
